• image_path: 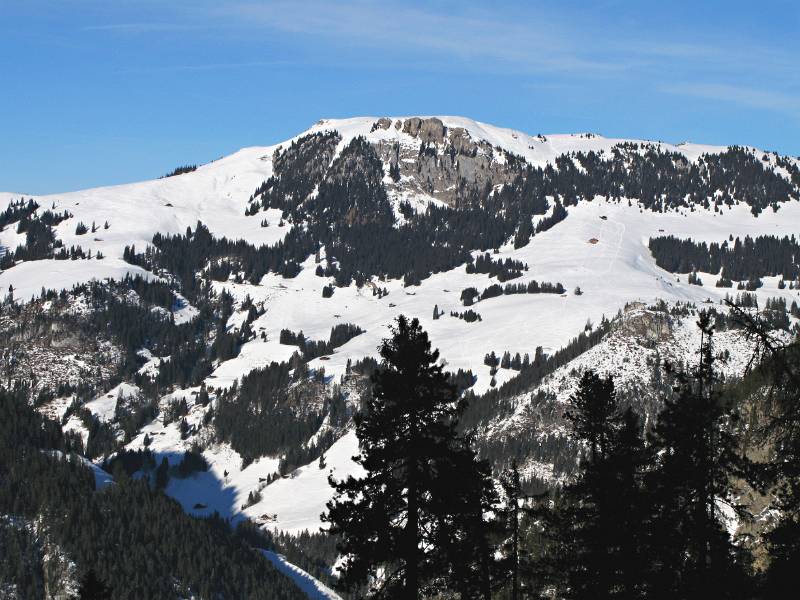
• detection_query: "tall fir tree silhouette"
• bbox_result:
[605,407,650,599]
[726,301,800,596]
[565,370,619,462]
[644,311,752,599]
[323,315,496,598]
[559,370,622,598]
[538,371,651,599]
[497,459,540,600]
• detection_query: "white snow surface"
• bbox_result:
[0,258,152,303]
[84,382,140,422]
[305,117,732,170]
[122,392,361,534]
[204,198,800,399]
[261,550,342,600]
[248,430,363,534]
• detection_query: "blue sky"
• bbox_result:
[2,0,798,194]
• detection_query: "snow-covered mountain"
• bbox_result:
[3,116,798,386]
[2,115,800,594]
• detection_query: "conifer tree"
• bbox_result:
[323,315,495,598]
[728,303,800,596]
[558,370,621,598]
[565,370,618,462]
[497,460,530,600]
[605,407,650,599]
[644,312,752,599]
[78,569,112,600]
[536,371,651,599]
[155,457,169,490]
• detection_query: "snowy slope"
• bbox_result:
[191,195,800,533]
[248,430,362,534]
[204,198,800,399]
[2,114,779,302]
[484,304,783,482]
[261,551,342,600]
[123,398,361,534]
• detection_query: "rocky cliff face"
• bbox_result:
[372,117,523,206]
[0,301,122,397]
[477,305,759,483]
[0,516,79,600]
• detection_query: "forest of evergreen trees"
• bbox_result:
[460,279,566,307]
[649,234,800,282]
[0,203,81,270]
[279,323,365,360]
[213,359,352,472]
[0,386,305,599]
[466,253,528,281]
[161,164,198,178]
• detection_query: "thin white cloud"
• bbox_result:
[81,1,800,121]
[661,82,800,115]
[120,60,293,74]
[213,0,798,89]
[83,22,199,33]
[219,1,627,74]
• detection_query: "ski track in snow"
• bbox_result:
[261,550,342,600]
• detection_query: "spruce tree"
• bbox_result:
[730,304,800,596]
[538,371,651,599]
[605,407,650,599]
[323,315,495,598]
[434,440,497,599]
[497,460,533,600]
[565,370,618,462]
[559,370,621,599]
[79,569,112,599]
[644,312,752,599]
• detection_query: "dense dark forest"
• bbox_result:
[649,234,800,282]
[0,387,304,600]
[459,279,566,306]
[466,253,528,281]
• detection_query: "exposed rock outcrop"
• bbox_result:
[377,118,524,206]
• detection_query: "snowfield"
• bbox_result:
[261,550,342,600]
[3,115,793,304]
[200,197,800,400]
[250,430,362,534]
